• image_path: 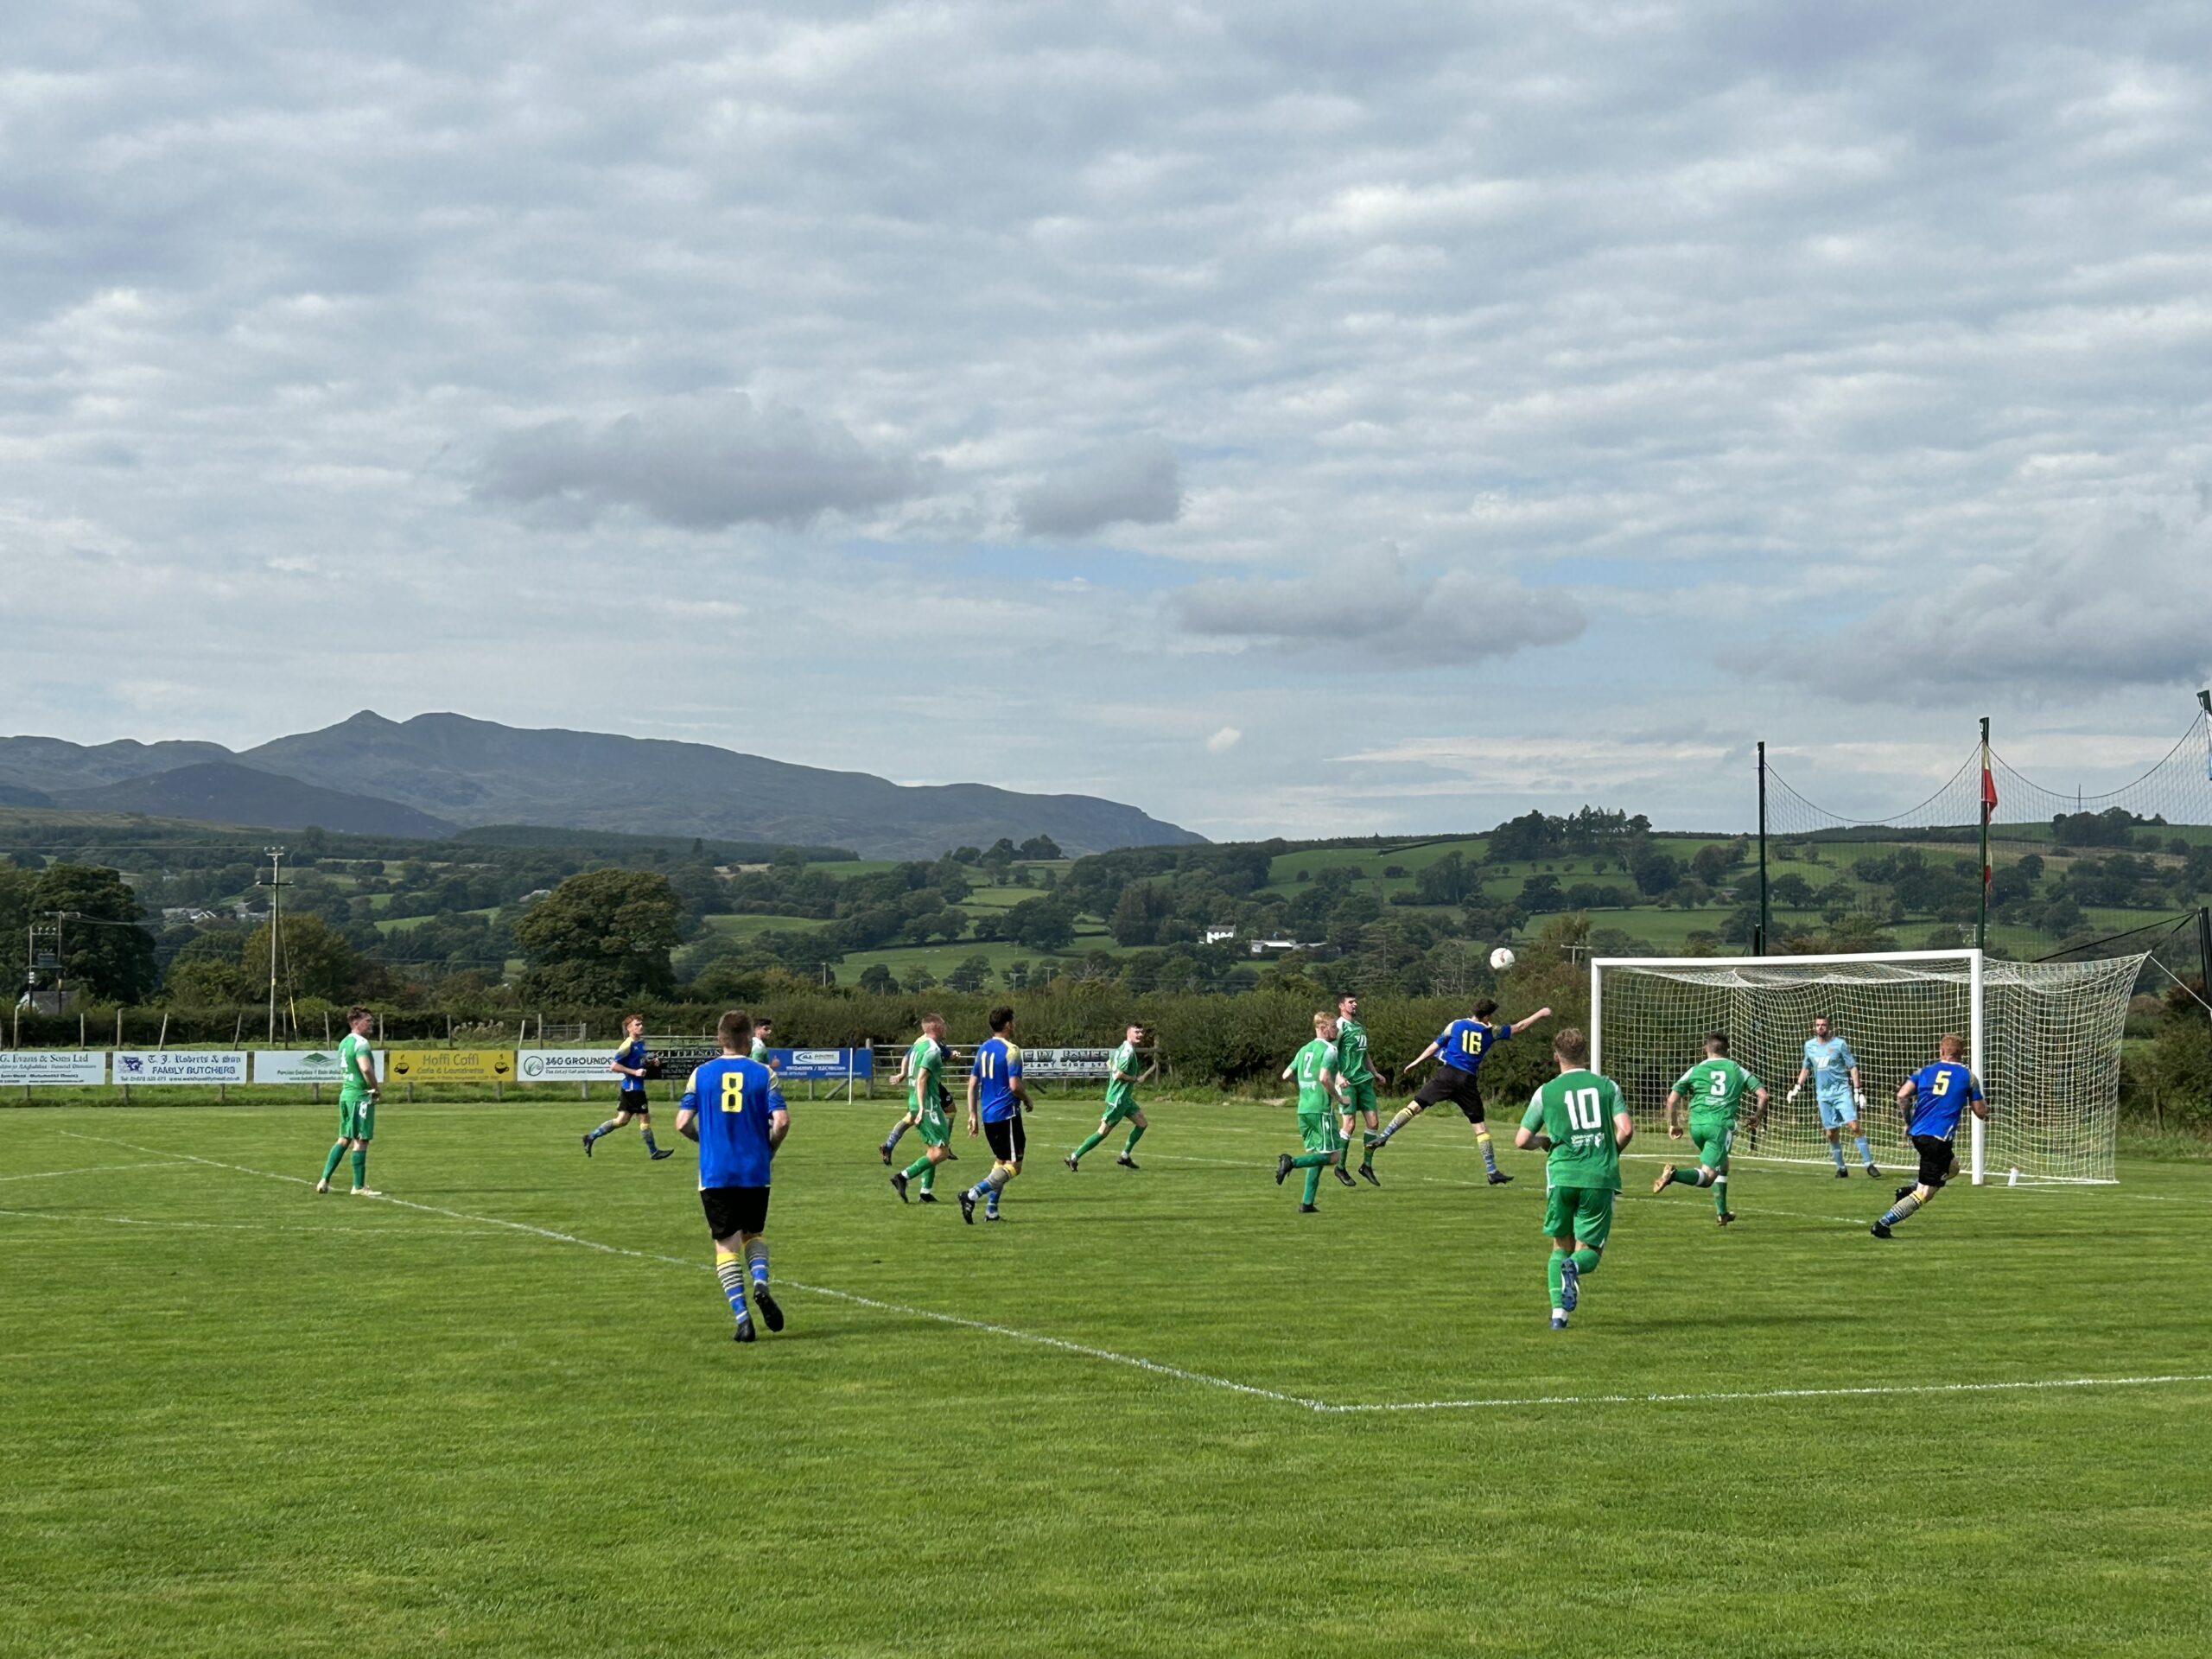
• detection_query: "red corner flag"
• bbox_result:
[1980,749,1998,886]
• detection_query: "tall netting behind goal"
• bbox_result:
[1592,951,2144,1185]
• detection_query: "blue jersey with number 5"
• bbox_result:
[682,1056,785,1187]
[1905,1060,1982,1140]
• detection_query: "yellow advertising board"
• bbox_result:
[386,1049,515,1084]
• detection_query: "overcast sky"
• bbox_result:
[7,3,2210,838]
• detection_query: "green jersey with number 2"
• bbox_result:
[1293,1039,1340,1115]
[1521,1069,1626,1192]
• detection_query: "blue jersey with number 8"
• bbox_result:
[682,1056,785,1187]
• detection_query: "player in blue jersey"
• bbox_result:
[676,1010,791,1342]
[582,1013,675,1160]
[959,1006,1029,1224]
[1789,1015,1879,1178]
[1871,1033,1987,1239]
[1367,997,1553,1184]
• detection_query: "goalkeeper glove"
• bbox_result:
[1786,1085,1801,1103]
[1853,1091,1866,1110]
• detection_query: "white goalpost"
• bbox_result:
[1590,950,2145,1185]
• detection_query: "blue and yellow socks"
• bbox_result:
[882,1120,911,1155]
[641,1127,660,1154]
[1476,1128,1500,1176]
[1878,1192,1926,1229]
[715,1247,749,1325]
[585,1119,618,1145]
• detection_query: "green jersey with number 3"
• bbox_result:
[1106,1041,1140,1109]
[1674,1058,1761,1126]
[1293,1039,1340,1115]
[1521,1069,1625,1192]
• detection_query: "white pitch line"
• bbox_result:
[0,1161,199,1185]
[52,1130,2212,1418]
[56,1128,1321,1411]
[0,1207,512,1236]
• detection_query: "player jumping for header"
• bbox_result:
[1369,997,1554,1184]
[1274,1011,1350,1213]
[1067,1024,1152,1171]
[1790,1015,1879,1179]
[1654,1033,1767,1225]
[677,1009,790,1343]
[1516,1027,1634,1330]
[1871,1033,1988,1239]
[1332,994,1382,1186]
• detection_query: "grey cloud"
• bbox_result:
[1844,503,2212,701]
[1016,442,1182,537]
[472,396,931,531]
[1171,547,1585,661]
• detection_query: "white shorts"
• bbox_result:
[1816,1095,1859,1130]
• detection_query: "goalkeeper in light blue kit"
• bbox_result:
[1789,1015,1879,1179]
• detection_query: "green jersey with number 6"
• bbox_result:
[1520,1069,1625,1192]
[1293,1039,1340,1115]
[1674,1057,1761,1126]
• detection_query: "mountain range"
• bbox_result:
[0,712,1204,859]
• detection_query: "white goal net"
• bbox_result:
[1590,950,2145,1185]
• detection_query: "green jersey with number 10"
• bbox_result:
[1521,1069,1626,1192]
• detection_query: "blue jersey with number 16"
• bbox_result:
[1436,1019,1509,1075]
[682,1056,786,1188]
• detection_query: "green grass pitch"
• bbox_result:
[5,1099,2210,1656]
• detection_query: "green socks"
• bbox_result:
[1548,1250,1567,1305]
[901,1156,932,1181]
[320,1142,346,1183]
[1073,1130,1107,1160]
[350,1148,367,1189]
[1713,1174,1729,1217]
[1122,1122,1146,1154]
[1288,1151,1332,1168]
[1571,1247,1600,1276]
[1301,1165,1323,1205]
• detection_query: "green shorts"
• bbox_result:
[1689,1117,1734,1173]
[1542,1185,1614,1249]
[338,1095,377,1142]
[1099,1096,1141,1128]
[1298,1110,1341,1154]
[918,1108,951,1150]
[1340,1078,1378,1118]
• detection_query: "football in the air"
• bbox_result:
[1490,947,1516,972]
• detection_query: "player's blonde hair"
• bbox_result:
[1313,1011,1334,1032]
[1554,1027,1591,1065]
[1938,1033,1965,1059]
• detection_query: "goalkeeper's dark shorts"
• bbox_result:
[1414,1065,1485,1123]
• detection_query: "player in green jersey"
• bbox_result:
[1067,1024,1152,1171]
[1515,1027,1633,1329]
[889,1014,954,1204]
[880,1016,947,1165]
[1654,1033,1768,1224]
[750,1017,782,1073]
[1273,1013,1350,1213]
[1332,994,1382,1186]
[315,1005,384,1196]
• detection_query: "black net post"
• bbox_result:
[1756,741,1770,957]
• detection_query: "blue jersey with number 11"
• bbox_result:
[975,1036,1023,1122]
[682,1056,786,1187]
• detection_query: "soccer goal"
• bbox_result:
[1590,950,2145,1185]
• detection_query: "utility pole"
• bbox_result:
[265,847,287,1042]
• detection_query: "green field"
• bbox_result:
[4,1099,2209,1656]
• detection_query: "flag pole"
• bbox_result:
[1977,716,1993,953]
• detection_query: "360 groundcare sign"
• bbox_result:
[255,1049,391,1085]
[516,1048,620,1083]
[112,1050,249,1086]
[0,1051,106,1087]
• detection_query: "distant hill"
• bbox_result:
[54,760,461,838]
[0,711,1203,860]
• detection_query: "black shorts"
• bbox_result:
[983,1115,1027,1164]
[1414,1065,1486,1124]
[1912,1135,1958,1191]
[701,1185,770,1239]
[616,1091,650,1117]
